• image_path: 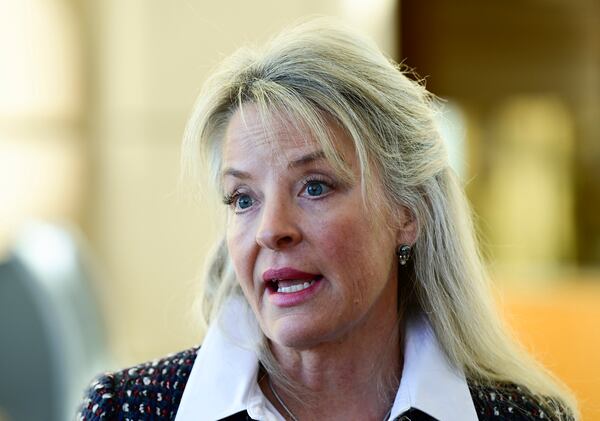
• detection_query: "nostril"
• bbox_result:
[276,235,295,246]
[255,216,302,250]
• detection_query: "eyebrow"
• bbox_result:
[221,150,327,180]
[287,150,326,169]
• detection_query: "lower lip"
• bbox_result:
[267,278,323,307]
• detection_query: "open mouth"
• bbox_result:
[267,275,323,294]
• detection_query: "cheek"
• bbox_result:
[317,219,358,263]
[314,211,394,297]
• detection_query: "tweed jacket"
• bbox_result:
[78,347,572,421]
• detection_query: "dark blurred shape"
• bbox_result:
[0,257,57,421]
[400,0,600,266]
[0,223,109,421]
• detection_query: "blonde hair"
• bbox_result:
[182,18,578,419]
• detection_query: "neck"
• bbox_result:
[262,288,404,420]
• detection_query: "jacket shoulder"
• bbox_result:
[468,380,575,421]
[78,347,199,420]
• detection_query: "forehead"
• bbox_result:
[224,106,310,161]
[222,104,354,171]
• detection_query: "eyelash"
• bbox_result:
[222,191,243,206]
[300,175,335,196]
[222,175,336,211]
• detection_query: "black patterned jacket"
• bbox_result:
[77,348,573,421]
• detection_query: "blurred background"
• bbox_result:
[0,0,598,419]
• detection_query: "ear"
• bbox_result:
[395,206,418,246]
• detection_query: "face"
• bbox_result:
[221,105,412,350]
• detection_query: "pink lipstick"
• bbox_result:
[262,267,324,307]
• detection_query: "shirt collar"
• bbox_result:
[175,298,478,421]
[389,315,478,421]
[175,296,264,421]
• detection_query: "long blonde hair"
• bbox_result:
[182,17,578,419]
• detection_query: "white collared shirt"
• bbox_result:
[175,297,478,421]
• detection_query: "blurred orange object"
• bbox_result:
[498,280,600,420]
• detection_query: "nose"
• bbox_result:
[255,199,302,251]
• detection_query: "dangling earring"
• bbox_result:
[397,244,411,266]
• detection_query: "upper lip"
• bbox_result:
[262,267,320,282]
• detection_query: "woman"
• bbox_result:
[79,19,578,420]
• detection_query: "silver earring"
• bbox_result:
[397,244,411,266]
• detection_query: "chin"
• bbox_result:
[266,318,342,350]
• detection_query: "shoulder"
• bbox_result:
[78,347,199,420]
[467,380,575,421]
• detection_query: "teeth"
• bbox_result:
[276,280,314,293]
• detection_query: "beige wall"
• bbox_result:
[83,0,398,365]
[0,0,84,255]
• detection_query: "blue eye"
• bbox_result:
[236,194,253,209]
[304,180,330,197]
[306,182,323,196]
